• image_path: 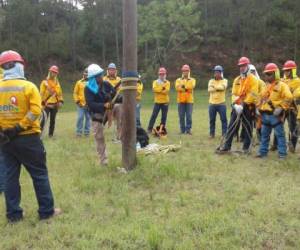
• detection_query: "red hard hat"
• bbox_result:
[0,50,24,66]
[282,60,297,70]
[181,64,190,71]
[238,57,250,66]
[158,67,167,75]
[264,63,279,73]
[49,65,59,74]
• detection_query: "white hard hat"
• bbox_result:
[87,64,104,78]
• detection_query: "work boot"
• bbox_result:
[209,135,215,139]
[186,131,192,135]
[40,208,62,221]
[215,147,230,155]
[255,154,266,158]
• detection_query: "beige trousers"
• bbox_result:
[92,121,108,165]
[113,103,123,140]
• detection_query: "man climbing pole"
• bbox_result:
[216,57,259,154]
[175,64,196,135]
[0,50,61,222]
[40,65,64,138]
[256,63,292,158]
[208,65,228,138]
[73,68,90,137]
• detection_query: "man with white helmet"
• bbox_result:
[85,64,116,166]
[0,50,61,222]
[103,63,122,142]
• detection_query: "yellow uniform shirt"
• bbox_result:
[292,86,300,119]
[231,74,259,105]
[73,79,87,106]
[152,79,170,104]
[136,80,143,101]
[103,75,122,89]
[259,81,292,112]
[258,79,266,94]
[208,78,228,104]
[175,77,196,103]
[0,79,42,134]
[40,79,63,105]
[283,77,300,94]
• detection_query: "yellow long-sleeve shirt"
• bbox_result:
[0,79,42,134]
[175,77,196,103]
[40,79,63,106]
[152,79,170,103]
[231,74,259,105]
[259,81,292,112]
[136,80,143,101]
[103,75,122,89]
[292,86,300,119]
[208,78,228,104]
[73,79,87,106]
[282,77,300,94]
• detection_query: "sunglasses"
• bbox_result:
[2,61,16,70]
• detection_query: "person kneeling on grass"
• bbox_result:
[256,63,293,159]
[84,64,116,167]
[0,50,61,222]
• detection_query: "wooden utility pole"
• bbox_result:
[122,0,137,170]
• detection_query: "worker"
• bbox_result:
[103,63,122,142]
[216,57,259,154]
[208,65,228,138]
[0,68,4,194]
[0,50,61,222]
[136,75,143,127]
[73,69,90,137]
[256,63,292,158]
[40,65,64,137]
[147,67,170,133]
[85,64,116,166]
[175,64,196,134]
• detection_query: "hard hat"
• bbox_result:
[49,65,59,74]
[213,65,223,72]
[108,63,117,69]
[0,50,24,66]
[87,64,104,78]
[181,64,190,71]
[282,60,297,70]
[159,67,167,74]
[263,63,279,73]
[238,57,250,66]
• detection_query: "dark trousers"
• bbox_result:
[0,148,6,192]
[208,104,227,136]
[272,109,298,149]
[2,134,54,221]
[45,107,58,137]
[148,103,169,130]
[178,103,193,133]
[223,104,255,150]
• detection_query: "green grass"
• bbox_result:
[1,91,300,249]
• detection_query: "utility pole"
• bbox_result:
[122,0,137,171]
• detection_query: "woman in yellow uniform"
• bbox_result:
[40,65,63,137]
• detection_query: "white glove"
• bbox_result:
[233,104,243,115]
[273,107,283,116]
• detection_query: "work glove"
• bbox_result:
[3,124,24,140]
[273,107,283,116]
[233,104,243,115]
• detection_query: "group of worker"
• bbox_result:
[212,57,300,160]
[0,49,299,224]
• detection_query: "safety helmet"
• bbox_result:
[264,63,279,73]
[108,63,117,69]
[0,50,24,66]
[49,65,59,74]
[87,64,104,78]
[213,65,223,72]
[238,57,250,66]
[181,64,190,71]
[282,60,297,70]
[159,67,167,75]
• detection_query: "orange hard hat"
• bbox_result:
[49,65,59,74]
[238,57,250,66]
[282,60,297,70]
[0,50,24,66]
[263,63,279,73]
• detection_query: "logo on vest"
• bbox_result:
[0,96,19,112]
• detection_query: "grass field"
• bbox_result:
[0,91,300,250]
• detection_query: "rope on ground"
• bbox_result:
[137,143,181,156]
